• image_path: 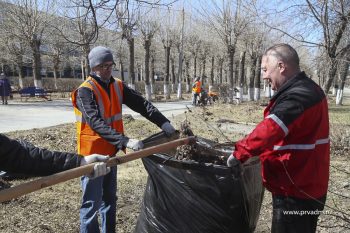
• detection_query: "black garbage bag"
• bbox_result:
[134,142,264,233]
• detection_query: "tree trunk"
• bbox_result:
[218,58,223,85]
[83,44,90,80]
[209,56,214,92]
[228,45,235,101]
[81,59,85,80]
[254,55,262,101]
[193,55,197,78]
[137,66,141,82]
[16,57,25,89]
[144,39,151,101]
[171,57,176,93]
[32,38,42,88]
[164,46,171,99]
[177,50,183,99]
[201,57,206,82]
[128,38,136,89]
[151,54,155,94]
[234,60,239,87]
[238,51,245,102]
[248,52,257,101]
[323,58,338,94]
[53,57,60,90]
[332,78,338,96]
[336,59,349,105]
[120,61,125,81]
[185,59,190,93]
[84,55,89,79]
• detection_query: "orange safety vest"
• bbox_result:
[71,76,124,156]
[192,81,201,94]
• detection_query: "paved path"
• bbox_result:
[1,87,349,133]
[0,99,192,133]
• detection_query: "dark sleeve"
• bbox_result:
[76,87,127,150]
[0,134,82,176]
[122,83,170,128]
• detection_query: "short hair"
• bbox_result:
[264,43,300,68]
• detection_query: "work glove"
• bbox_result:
[125,138,144,151]
[80,154,111,179]
[161,122,176,137]
[226,154,240,167]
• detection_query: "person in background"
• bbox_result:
[71,46,176,233]
[192,77,201,106]
[0,73,11,105]
[208,90,219,103]
[0,133,110,179]
[227,43,329,233]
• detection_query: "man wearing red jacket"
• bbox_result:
[227,44,329,233]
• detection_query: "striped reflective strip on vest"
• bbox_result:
[266,114,289,136]
[105,113,122,124]
[75,114,85,123]
[87,80,105,120]
[113,80,123,108]
[86,79,123,125]
[104,80,123,124]
[273,138,330,151]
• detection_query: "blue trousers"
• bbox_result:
[192,93,199,105]
[80,167,117,233]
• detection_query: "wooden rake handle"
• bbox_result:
[0,136,196,203]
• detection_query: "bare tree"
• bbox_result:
[254,55,262,101]
[198,42,210,86]
[44,25,73,89]
[336,56,349,105]
[139,14,159,100]
[150,46,156,94]
[237,50,245,101]
[210,56,215,90]
[198,0,249,102]
[254,0,350,94]
[216,55,225,85]
[55,0,105,80]
[0,34,28,88]
[2,0,55,87]
[115,0,140,89]
[184,55,191,92]
[187,33,202,83]
[241,24,265,101]
[106,35,128,82]
[162,37,172,99]
[176,8,185,99]
[159,9,176,99]
[170,54,176,93]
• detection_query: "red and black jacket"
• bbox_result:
[233,72,330,199]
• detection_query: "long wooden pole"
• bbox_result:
[0,136,195,203]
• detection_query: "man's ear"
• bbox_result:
[278,62,286,72]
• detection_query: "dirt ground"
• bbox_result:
[1,97,349,233]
